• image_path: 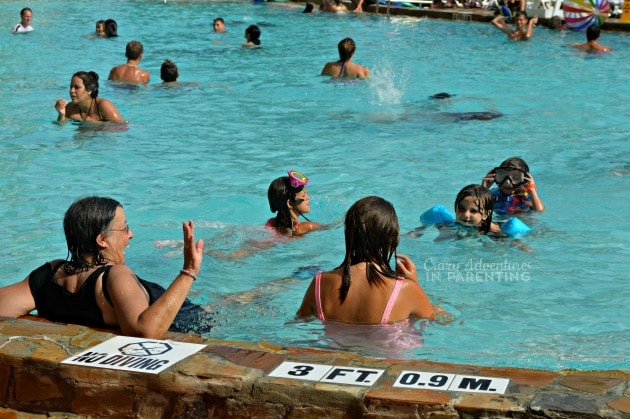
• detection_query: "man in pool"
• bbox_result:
[213,17,225,33]
[12,7,33,33]
[492,11,538,41]
[574,24,612,52]
[108,41,150,85]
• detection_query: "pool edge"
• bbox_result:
[0,317,627,417]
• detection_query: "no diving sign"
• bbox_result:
[61,336,206,374]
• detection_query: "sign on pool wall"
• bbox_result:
[269,361,510,394]
[61,336,206,374]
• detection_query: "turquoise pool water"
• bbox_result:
[1,0,628,371]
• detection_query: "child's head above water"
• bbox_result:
[454,184,495,234]
[494,156,530,195]
[268,170,311,233]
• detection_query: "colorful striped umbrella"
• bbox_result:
[563,0,610,30]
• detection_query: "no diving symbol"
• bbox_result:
[119,341,173,357]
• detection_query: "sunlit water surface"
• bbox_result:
[0,0,628,370]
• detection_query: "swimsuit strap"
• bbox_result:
[380,278,404,324]
[338,61,346,78]
[314,272,325,321]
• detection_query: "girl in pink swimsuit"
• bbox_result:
[297,196,448,325]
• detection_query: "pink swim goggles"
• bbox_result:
[288,170,309,189]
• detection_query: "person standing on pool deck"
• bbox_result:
[12,7,33,33]
[492,11,538,41]
[321,38,370,79]
[55,71,125,123]
[108,41,150,84]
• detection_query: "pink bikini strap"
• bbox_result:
[315,272,325,321]
[380,278,404,324]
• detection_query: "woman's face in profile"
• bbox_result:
[69,77,91,103]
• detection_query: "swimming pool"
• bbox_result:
[1,0,628,371]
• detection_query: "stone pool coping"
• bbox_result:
[0,317,627,417]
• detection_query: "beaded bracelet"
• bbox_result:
[179,269,197,281]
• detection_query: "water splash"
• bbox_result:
[367,60,406,106]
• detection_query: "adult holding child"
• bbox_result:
[54,71,125,123]
[0,196,207,338]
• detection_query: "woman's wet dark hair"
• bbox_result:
[454,184,495,234]
[268,176,305,234]
[105,19,118,37]
[338,38,356,62]
[72,71,100,98]
[245,25,261,45]
[337,196,400,303]
[63,196,121,273]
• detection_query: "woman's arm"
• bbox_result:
[97,98,126,123]
[525,16,538,39]
[492,15,512,36]
[107,221,203,338]
[0,277,36,318]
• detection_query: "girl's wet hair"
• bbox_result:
[161,59,178,82]
[267,176,304,234]
[337,196,400,303]
[246,25,261,45]
[63,196,121,273]
[72,71,100,98]
[338,38,356,62]
[499,156,529,173]
[454,184,495,234]
[104,19,118,37]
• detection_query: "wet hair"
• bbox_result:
[72,71,100,98]
[63,196,121,274]
[161,59,179,82]
[499,156,529,173]
[454,185,495,234]
[20,7,32,17]
[125,41,144,60]
[586,24,601,42]
[548,15,566,30]
[515,11,528,20]
[213,17,224,25]
[104,19,118,37]
[336,196,400,303]
[267,176,307,234]
[338,38,356,62]
[303,3,315,12]
[245,25,261,45]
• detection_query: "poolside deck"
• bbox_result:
[332,1,630,32]
[0,317,627,417]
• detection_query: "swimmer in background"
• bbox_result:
[95,20,106,37]
[213,17,226,33]
[12,7,33,33]
[574,24,612,52]
[108,41,150,85]
[104,19,118,37]
[199,170,330,260]
[54,71,125,123]
[321,38,370,79]
[481,157,544,215]
[243,25,261,47]
[492,11,538,41]
[160,59,179,83]
[297,196,450,324]
[320,0,349,12]
[266,170,322,237]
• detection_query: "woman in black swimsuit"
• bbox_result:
[54,71,125,123]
